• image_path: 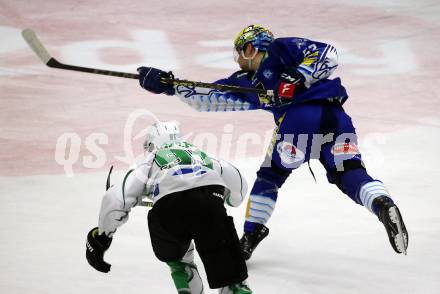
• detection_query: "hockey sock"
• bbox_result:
[244,165,289,232]
[167,243,204,294]
[359,180,394,215]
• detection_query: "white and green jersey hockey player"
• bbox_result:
[93,121,251,294]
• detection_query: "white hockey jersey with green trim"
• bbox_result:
[98,141,247,236]
[144,141,225,202]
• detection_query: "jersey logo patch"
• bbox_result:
[331,142,359,156]
[213,192,224,199]
[277,82,295,99]
[277,141,305,164]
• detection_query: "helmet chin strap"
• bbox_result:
[241,48,259,70]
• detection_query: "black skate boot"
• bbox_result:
[373,196,408,254]
[240,224,269,260]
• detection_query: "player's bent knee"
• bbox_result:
[256,159,291,186]
[326,159,366,191]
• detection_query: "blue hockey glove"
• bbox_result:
[137,66,175,95]
[86,227,113,273]
[273,67,305,105]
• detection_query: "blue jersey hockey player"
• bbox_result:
[137,24,408,260]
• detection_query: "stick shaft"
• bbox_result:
[47,58,139,79]
[138,201,153,207]
[22,28,272,95]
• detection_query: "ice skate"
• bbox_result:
[240,224,269,260]
[219,281,252,294]
[374,196,408,254]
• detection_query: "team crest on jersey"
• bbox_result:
[277,141,305,164]
[331,142,359,155]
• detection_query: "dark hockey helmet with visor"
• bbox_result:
[234,24,274,53]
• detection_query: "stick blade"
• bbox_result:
[22,28,52,64]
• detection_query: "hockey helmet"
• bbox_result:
[143,121,181,150]
[234,24,274,52]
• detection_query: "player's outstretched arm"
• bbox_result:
[174,85,258,112]
[137,67,261,112]
[137,67,175,95]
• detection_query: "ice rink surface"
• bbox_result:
[1,0,440,293]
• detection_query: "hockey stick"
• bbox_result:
[138,201,154,208]
[21,28,274,96]
[22,28,140,79]
[105,165,153,208]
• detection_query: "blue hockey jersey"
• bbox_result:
[174,37,349,122]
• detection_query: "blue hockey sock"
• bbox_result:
[340,168,374,204]
[245,164,290,233]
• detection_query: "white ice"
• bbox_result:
[1,0,440,293]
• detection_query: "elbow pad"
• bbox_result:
[219,160,248,207]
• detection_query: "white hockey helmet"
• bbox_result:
[143,120,181,150]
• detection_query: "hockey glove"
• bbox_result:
[137,66,175,95]
[273,67,305,105]
[86,227,113,273]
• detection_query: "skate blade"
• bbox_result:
[389,207,408,255]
